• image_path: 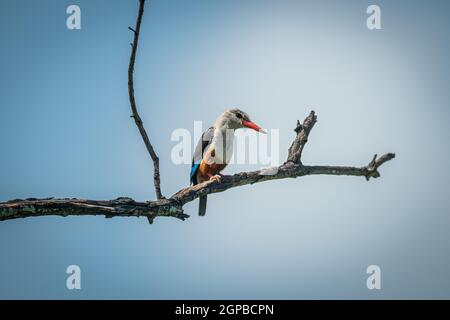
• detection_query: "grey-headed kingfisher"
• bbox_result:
[190,109,266,216]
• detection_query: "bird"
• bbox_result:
[190,109,266,216]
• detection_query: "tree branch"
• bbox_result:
[286,110,317,164]
[0,112,395,224]
[128,0,163,200]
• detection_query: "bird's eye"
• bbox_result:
[236,113,242,119]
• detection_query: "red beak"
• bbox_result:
[242,120,267,134]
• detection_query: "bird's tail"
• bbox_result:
[199,195,207,216]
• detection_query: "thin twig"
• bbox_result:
[128,0,164,200]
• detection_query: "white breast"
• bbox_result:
[207,128,234,165]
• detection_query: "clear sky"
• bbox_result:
[1,0,450,299]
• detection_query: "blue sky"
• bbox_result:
[1,0,450,299]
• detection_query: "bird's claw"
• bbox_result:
[209,174,222,183]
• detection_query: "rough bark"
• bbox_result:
[286,111,317,164]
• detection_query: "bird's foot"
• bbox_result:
[209,174,222,183]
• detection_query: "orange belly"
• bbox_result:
[196,149,228,183]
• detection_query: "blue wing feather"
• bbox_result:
[190,162,200,180]
[190,127,215,185]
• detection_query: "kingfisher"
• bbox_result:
[190,109,266,216]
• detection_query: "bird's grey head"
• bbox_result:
[215,108,266,133]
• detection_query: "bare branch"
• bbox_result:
[0,111,395,224]
[128,0,163,200]
[365,153,396,181]
[0,197,188,224]
[286,110,317,164]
